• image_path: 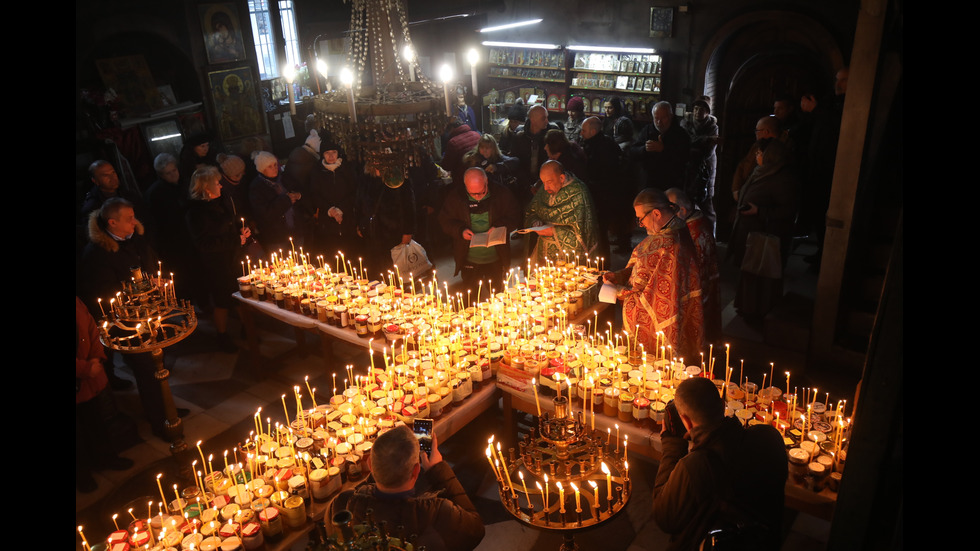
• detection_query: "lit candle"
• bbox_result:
[467,48,479,96]
[196,440,207,473]
[571,482,581,512]
[588,480,599,515]
[601,462,612,500]
[156,473,167,508]
[519,471,531,508]
[440,64,453,117]
[485,447,500,482]
[78,526,90,551]
[341,68,357,124]
[283,64,297,115]
[401,45,417,81]
[532,378,542,416]
[537,481,546,512]
[112,513,120,530]
[543,473,549,511]
[556,481,565,513]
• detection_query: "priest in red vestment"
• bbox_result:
[604,188,704,362]
[667,188,722,342]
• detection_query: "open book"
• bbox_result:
[510,223,553,238]
[469,226,508,248]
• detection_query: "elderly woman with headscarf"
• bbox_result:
[249,151,302,253]
[727,138,800,321]
[307,139,359,257]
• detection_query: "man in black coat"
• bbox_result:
[508,104,560,202]
[630,101,690,191]
[580,116,623,256]
[654,377,787,551]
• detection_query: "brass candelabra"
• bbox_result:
[490,396,631,550]
[98,266,197,460]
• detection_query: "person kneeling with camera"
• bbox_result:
[654,378,787,551]
[328,425,485,551]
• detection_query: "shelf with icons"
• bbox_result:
[488,47,567,83]
[571,52,662,75]
[570,74,661,95]
[489,66,566,83]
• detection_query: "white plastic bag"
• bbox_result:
[391,240,433,278]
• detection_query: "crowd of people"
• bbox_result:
[76,80,844,540]
[76,76,846,365]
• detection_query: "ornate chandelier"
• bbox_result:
[313,0,449,188]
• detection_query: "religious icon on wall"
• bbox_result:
[95,55,164,117]
[649,7,674,38]
[208,66,264,140]
[200,3,246,64]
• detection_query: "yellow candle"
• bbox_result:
[485,447,500,482]
[543,473,549,511]
[156,473,167,508]
[537,481,546,512]
[78,526,90,550]
[532,378,542,416]
[519,471,531,508]
[196,440,207,470]
[557,481,565,513]
[588,480,599,514]
[601,462,612,500]
[571,482,581,512]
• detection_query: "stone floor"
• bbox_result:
[76,229,847,550]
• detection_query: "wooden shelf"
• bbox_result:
[490,74,567,84]
[569,85,661,96]
[491,63,565,71]
[572,68,661,78]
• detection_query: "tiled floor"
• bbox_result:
[76,230,842,550]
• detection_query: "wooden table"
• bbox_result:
[265,381,501,550]
[233,292,395,375]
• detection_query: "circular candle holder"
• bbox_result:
[492,397,631,550]
[98,268,197,466]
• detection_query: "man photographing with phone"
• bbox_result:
[328,424,485,551]
[654,377,787,550]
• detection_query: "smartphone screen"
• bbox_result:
[413,418,433,453]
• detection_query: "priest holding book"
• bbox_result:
[439,167,521,290]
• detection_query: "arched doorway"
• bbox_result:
[693,11,845,241]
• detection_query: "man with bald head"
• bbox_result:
[438,167,520,289]
[732,115,786,198]
[510,103,560,202]
[630,101,690,190]
[523,160,598,265]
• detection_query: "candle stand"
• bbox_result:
[99,268,197,464]
[491,396,631,551]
